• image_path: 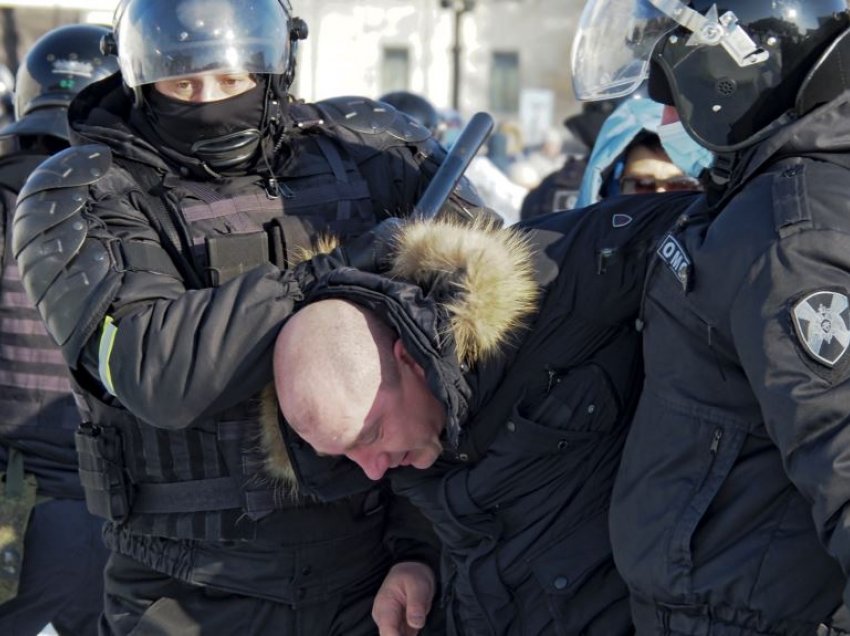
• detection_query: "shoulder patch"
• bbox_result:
[656,233,692,292]
[791,290,850,367]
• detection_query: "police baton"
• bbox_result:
[413,111,495,221]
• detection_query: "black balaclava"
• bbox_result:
[139,79,271,174]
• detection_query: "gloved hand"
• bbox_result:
[292,216,404,292]
[339,216,404,272]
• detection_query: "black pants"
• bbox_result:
[0,498,109,636]
[100,551,383,636]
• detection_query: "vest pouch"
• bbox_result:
[75,423,133,523]
[205,231,270,286]
[0,447,37,604]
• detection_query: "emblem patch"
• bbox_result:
[792,290,850,367]
[657,233,692,292]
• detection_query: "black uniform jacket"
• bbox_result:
[610,92,850,635]
[12,72,480,606]
[283,191,698,635]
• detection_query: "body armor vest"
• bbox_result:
[0,152,83,499]
[74,127,386,544]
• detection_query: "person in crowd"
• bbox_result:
[11,1,490,634]
[0,24,116,636]
[267,185,700,633]
[573,94,710,208]
[571,0,850,632]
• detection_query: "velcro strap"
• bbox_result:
[133,477,242,514]
[315,135,353,220]
[118,241,182,278]
[281,181,370,210]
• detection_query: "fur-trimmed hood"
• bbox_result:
[259,218,539,493]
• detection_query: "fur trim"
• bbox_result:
[288,234,339,266]
[295,218,539,365]
[389,218,538,365]
[257,384,301,499]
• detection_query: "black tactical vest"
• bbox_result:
[0,152,83,499]
[75,127,385,543]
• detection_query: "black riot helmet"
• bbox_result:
[378,91,440,134]
[572,0,850,152]
[6,23,119,141]
[106,0,308,173]
[109,0,308,105]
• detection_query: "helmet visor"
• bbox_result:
[572,0,677,101]
[116,0,291,87]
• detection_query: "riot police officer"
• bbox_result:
[572,0,850,632]
[0,24,117,636]
[12,1,485,634]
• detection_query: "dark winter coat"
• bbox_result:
[610,91,850,635]
[283,191,698,634]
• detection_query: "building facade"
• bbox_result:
[0,0,585,144]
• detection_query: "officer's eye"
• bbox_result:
[171,80,194,95]
[218,74,255,95]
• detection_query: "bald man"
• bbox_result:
[267,191,700,635]
[277,299,446,479]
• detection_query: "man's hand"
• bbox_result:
[372,561,436,636]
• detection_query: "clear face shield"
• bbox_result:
[571,0,768,101]
[115,0,292,88]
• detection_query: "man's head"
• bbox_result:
[274,299,446,481]
[572,0,850,151]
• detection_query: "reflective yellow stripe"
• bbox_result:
[98,315,118,396]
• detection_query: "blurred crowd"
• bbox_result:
[378,88,708,226]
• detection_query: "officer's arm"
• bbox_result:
[730,232,850,607]
[13,147,319,428]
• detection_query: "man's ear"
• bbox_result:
[392,338,426,379]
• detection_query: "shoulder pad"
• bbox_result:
[18,144,112,201]
[315,96,432,144]
[13,143,120,365]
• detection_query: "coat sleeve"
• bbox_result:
[730,229,850,605]
[77,182,308,429]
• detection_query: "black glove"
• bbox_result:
[292,217,404,292]
[340,216,404,272]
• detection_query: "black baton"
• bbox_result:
[413,111,495,221]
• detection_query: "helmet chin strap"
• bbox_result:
[648,0,769,67]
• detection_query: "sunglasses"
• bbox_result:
[619,175,703,194]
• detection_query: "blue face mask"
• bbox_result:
[656,121,714,178]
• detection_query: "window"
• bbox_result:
[490,51,519,114]
[381,47,409,94]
